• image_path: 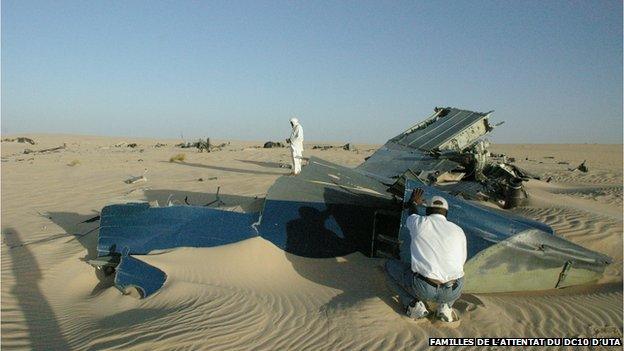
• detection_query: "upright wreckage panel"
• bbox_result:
[357,107,493,183]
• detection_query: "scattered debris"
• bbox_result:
[263,141,285,148]
[571,160,589,173]
[176,141,200,149]
[215,142,229,149]
[182,186,226,207]
[169,153,186,162]
[197,177,218,182]
[18,137,35,144]
[127,143,138,148]
[154,143,167,148]
[279,163,291,169]
[176,138,225,152]
[23,144,66,154]
[311,143,356,151]
[312,145,333,150]
[2,137,36,144]
[204,186,226,207]
[67,160,81,167]
[125,169,148,184]
[342,143,356,151]
[125,175,147,184]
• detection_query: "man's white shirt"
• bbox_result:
[405,213,467,283]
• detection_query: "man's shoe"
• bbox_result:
[436,303,455,322]
[406,301,429,319]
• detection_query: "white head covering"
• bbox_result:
[289,117,299,125]
[427,196,449,210]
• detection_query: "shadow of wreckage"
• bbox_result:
[90,107,612,298]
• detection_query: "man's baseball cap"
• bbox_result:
[427,196,449,210]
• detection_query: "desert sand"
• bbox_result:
[1,135,622,350]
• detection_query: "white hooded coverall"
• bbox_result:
[289,118,304,174]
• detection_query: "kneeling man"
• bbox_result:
[386,188,467,322]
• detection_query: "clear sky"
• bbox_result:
[2,1,622,144]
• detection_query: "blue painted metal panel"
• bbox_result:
[98,203,259,256]
[115,255,167,298]
[399,178,555,263]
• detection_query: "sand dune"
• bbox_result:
[1,136,622,349]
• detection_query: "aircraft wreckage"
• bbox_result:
[90,107,612,298]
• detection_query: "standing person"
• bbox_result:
[287,118,304,175]
[385,188,467,322]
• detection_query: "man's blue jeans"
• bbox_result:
[385,259,464,310]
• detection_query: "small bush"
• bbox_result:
[169,153,186,162]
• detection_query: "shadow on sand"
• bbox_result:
[42,212,114,296]
[162,160,288,176]
[2,227,71,350]
[278,186,403,314]
[236,159,288,169]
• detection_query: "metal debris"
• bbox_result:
[176,138,228,152]
[572,160,589,172]
[263,141,285,148]
[23,144,66,154]
[2,137,36,144]
[124,176,147,184]
[342,143,355,151]
[357,107,537,208]
[311,143,355,151]
[124,169,148,184]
